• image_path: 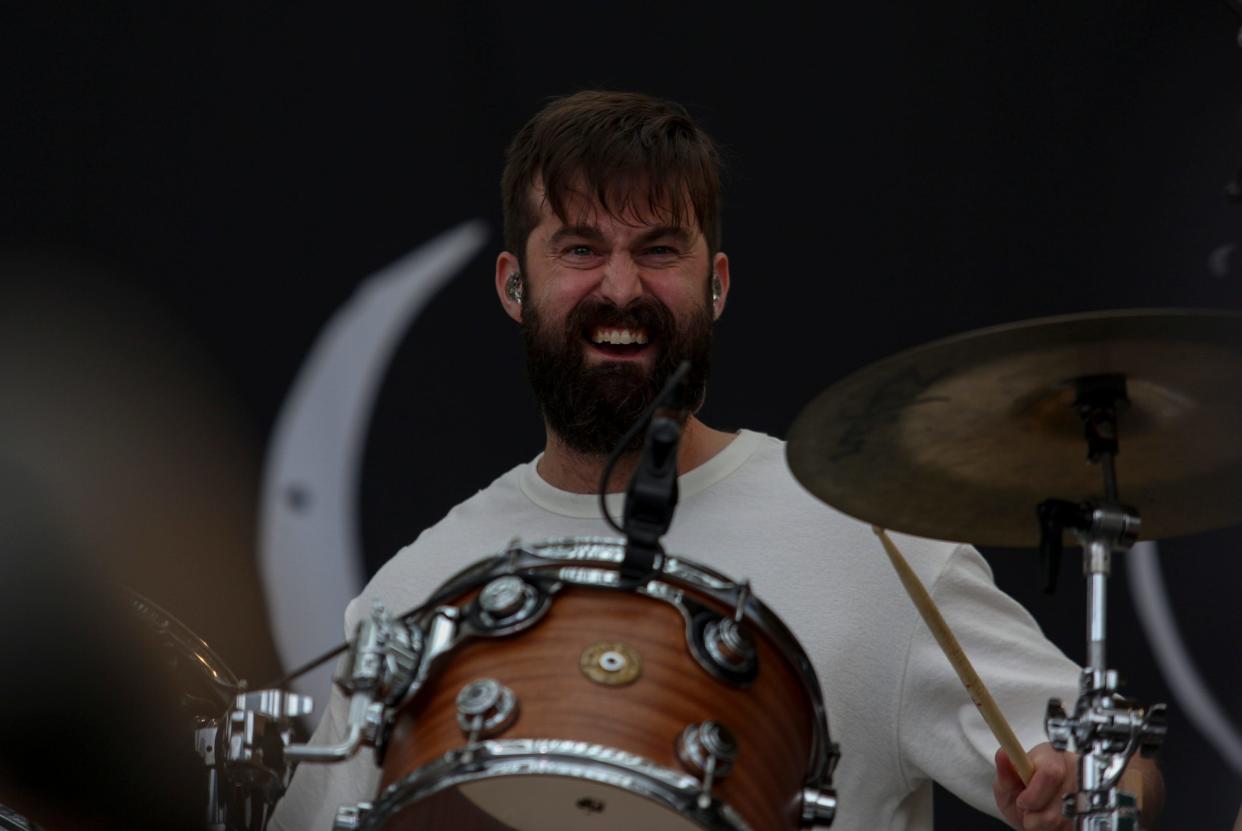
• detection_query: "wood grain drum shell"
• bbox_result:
[374,581,817,831]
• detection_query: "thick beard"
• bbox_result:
[522,292,713,456]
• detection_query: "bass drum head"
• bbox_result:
[375,775,706,831]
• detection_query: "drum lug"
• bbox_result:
[688,609,759,686]
[703,616,757,675]
[800,786,838,828]
[479,575,528,617]
[686,580,760,684]
[332,801,372,830]
[468,575,549,636]
[456,678,520,741]
[676,720,738,809]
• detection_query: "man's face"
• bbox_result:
[514,185,723,455]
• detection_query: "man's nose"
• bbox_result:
[596,255,644,306]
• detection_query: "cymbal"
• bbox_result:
[786,309,1242,547]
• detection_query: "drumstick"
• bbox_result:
[872,526,1035,785]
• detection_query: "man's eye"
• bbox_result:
[566,245,594,256]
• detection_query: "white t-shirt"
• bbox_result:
[270,430,1079,830]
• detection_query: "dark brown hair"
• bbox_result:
[501,90,723,267]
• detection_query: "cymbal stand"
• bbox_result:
[1037,375,1166,830]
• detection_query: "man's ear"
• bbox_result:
[495,251,523,323]
[711,251,730,321]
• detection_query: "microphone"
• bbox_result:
[621,411,682,580]
[596,361,691,583]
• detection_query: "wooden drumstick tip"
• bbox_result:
[871,525,1036,785]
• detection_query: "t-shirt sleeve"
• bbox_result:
[896,544,1080,818]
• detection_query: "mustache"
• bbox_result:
[566,296,675,340]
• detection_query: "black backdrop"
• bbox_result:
[5,1,1242,827]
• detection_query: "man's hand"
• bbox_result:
[992,743,1075,831]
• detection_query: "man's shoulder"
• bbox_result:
[702,429,968,581]
[393,460,531,554]
[347,461,533,624]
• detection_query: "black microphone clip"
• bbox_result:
[620,413,682,582]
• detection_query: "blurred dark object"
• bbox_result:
[0,255,294,829]
[0,461,206,830]
[1225,0,1242,204]
[0,254,277,688]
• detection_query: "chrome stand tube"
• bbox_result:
[1085,543,1109,673]
[1041,379,1165,830]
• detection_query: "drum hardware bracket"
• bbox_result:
[332,802,373,830]
[285,604,421,764]
[800,786,839,829]
[221,688,315,782]
[1045,676,1167,829]
[196,725,228,830]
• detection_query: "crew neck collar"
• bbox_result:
[519,430,765,519]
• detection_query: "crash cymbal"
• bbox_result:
[786,308,1242,547]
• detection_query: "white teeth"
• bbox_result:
[592,328,648,345]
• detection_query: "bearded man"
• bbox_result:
[270,91,1162,831]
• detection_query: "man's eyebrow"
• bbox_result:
[547,225,606,246]
[633,226,693,246]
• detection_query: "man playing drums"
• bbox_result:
[271,90,1163,831]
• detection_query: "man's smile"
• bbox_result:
[586,326,652,360]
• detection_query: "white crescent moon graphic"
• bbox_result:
[257,220,489,706]
[1128,541,1242,778]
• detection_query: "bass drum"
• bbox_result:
[348,538,839,831]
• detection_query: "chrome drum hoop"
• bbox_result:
[417,537,839,790]
[0,805,41,831]
[126,588,240,702]
[354,738,753,831]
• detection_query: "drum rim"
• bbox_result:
[0,804,41,831]
[351,737,752,831]
[418,537,838,791]
[125,588,241,697]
